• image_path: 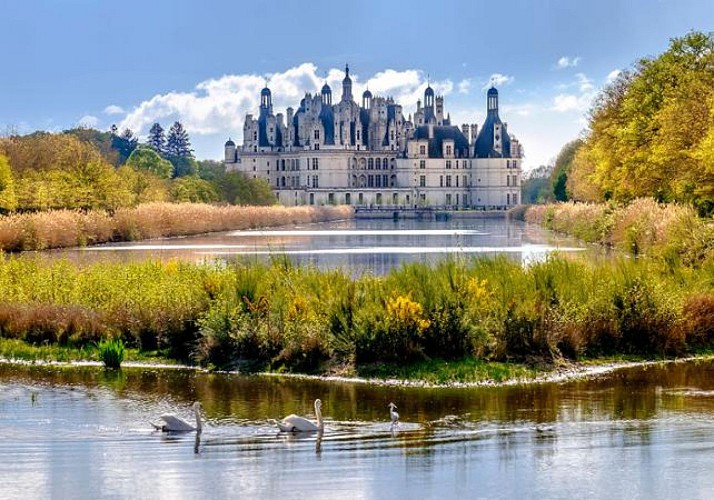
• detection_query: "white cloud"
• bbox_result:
[118,63,454,141]
[103,105,124,115]
[575,73,594,92]
[457,79,471,94]
[78,115,99,128]
[557,56,581,69]
[606,69,621,83]
[483,73,514,90]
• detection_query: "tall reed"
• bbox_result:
[0,204,353,252]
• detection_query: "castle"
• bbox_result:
[224,65,522,209]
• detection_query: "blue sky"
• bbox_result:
[2,0,712,170]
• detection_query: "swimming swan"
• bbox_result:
[151,401,202,432]
[277,399,324,432]
[388,402,399,425]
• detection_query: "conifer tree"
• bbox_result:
[147,122,166,154]
[165,121,193,158]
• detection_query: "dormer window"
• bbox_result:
[419,145,426,155]
[446,145,452,155]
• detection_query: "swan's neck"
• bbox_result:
[315,404,324,429]
[194,406,202,432]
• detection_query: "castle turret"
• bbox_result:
[224,138,236,163]
[341,64,353,102]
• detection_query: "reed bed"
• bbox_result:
[525,199,714,266]
[0,203,353,252]
[1,254,711,372]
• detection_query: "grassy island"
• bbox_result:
[0,251,711,383]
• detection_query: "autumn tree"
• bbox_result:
[0,154,17,212]
[568,31,714,212]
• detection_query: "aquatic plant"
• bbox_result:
[98,337,125,369]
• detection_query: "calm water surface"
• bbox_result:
[46,218,586,274]
[2,361,714,499]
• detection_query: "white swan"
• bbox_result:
[388,402,399,425]
[151,401,202,432]
[277,399,324,432]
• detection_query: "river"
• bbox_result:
[1,361,714,499]
[45,217,585,274]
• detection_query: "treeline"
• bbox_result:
[523,31,714,215]
[0,122,275,213]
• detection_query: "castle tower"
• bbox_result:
[362,88,372,110]
[260,85,273,115]
[321,82,332,106]
[341,64,353,102]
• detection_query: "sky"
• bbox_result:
[1,0,713,170]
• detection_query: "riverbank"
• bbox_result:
[0,203,353,252]
[2,338,712,388]
[521,198,713,267]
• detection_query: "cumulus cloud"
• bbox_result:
[483,73,514,90]
[117,63,453,141]
[575,73,594,92]
[78,115,99,128]
[556,56,581,69]
[103,105,124,115]
[606,69,621,83]
[457,79,471,94]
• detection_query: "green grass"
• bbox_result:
[0,338,175,365]
[356,357,540,385]
[98,337,125,368]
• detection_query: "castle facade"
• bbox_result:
[224,65,522,209]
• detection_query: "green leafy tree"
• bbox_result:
[170,176,219,203]
[520,165,553,204]
[126,146,173,179]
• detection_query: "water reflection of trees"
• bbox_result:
[3,360,714,426]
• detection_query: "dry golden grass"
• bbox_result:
[0,204,353,251]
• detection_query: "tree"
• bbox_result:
[165,121,193,159]
[126,146,173,179]
[0,154,17,212]
[170,176,219,203]
[568,31,714,211]
[550,139,583,201]
[111,127,139,165]
[147,122,166,154]
[520,165,553,204]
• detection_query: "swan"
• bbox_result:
[277,399,324,432]
[151,401,202,432]
[388,402,399,425]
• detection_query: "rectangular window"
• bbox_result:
[419,160,426,169]
[446,145,452,155]
[420,175,426,187]
[446,194,452,205]
[376,175,382,188]
[446,175,452,187]
[456,176,459,187]
[446,160,451,169]
[419,145,426,155]
[440,175,443,187]
[314,130,320,140]
[312,158,319,169]
[368,175,374,187]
